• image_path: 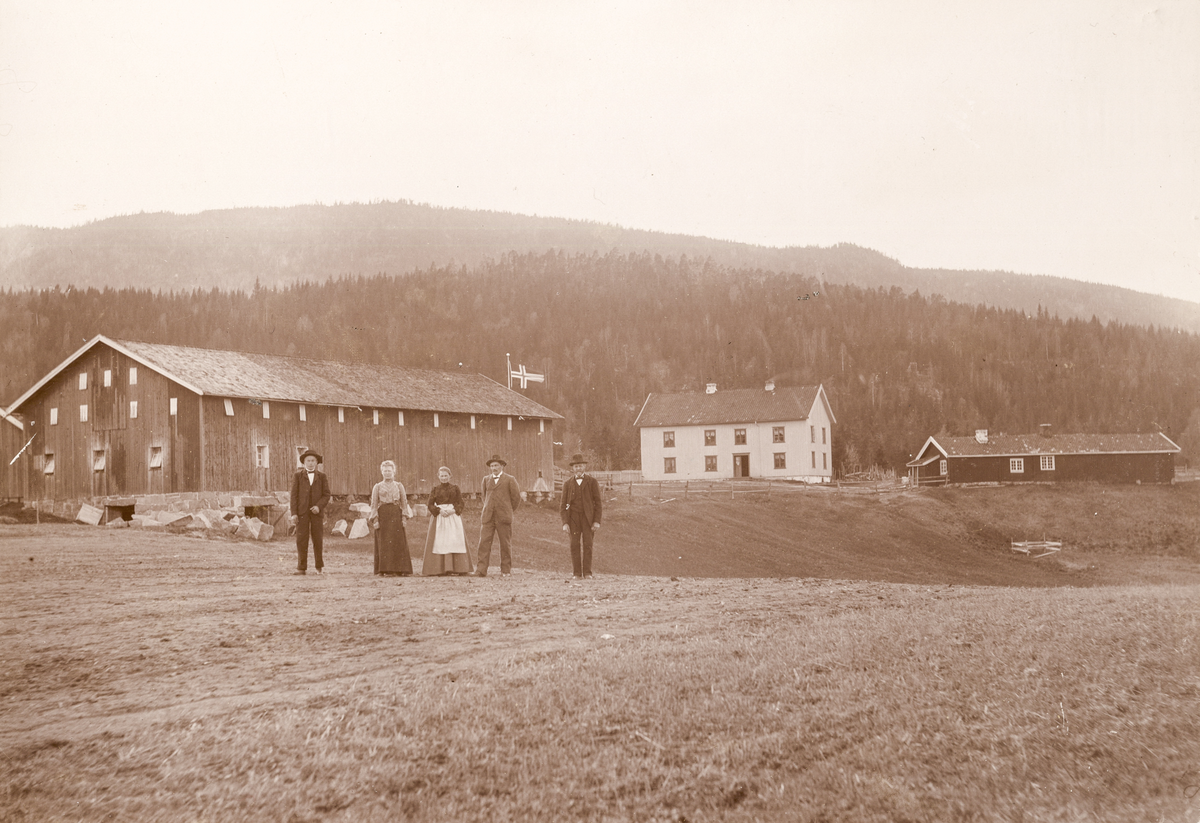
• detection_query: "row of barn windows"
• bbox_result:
[50,397,540,433]
[937,455,1056,475]
[663,451,828,473]
[663,425,828,448]
[78,368,139,390]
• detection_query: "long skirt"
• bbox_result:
[373,503,412,575]
[422,513,473,575]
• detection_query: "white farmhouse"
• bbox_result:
[634,382,836,482]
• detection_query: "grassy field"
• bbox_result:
[2,484,1199,822]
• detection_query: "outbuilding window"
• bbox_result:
[256,445,269,468]
[1040,455,1056,471]
[129,401,138,419]
[1010,458,1024,474]
[50,407,58,426]
[43,453,55,475]
[80,404,88,422]
[129,367,137,385]
[224,399,234,416]
[939,459,947,476]
[149,446,163,469]
[93,450,106,471]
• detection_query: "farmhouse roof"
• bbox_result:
[912,431,1180,462]
[634,384,834,427]
[7,336,563,419]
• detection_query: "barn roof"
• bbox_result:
[634,385,833,427]
[912,431,1180,462]
[7,336,562,419]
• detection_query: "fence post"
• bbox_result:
[684,481,689,501]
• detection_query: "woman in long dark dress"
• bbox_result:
[421,466,473,575]
[370,460,412,576]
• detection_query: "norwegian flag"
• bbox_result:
[507,354,545,390]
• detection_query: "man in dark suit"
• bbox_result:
[560,453,602,579]
[290,449,331,575]
[474,454,522,576]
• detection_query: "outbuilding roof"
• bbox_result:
[911,431,1180,464]
[634,385,833,427]
[7,336,562,419]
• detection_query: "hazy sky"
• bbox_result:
[2,1,1197,302]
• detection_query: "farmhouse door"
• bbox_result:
[733,454,750,478]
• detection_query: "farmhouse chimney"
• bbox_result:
[705,382,717,394]
[1039,423,1052,438]
[764,379,776,392]
[975,429,989,444]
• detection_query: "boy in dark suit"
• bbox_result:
[560,453,602,579]
[290,449,331,574]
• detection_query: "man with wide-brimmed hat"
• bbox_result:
[474,454,522,576]
[560,453,602,579]
[290,449,331,575]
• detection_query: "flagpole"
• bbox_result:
[506,353,512,390]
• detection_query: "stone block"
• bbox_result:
[332,519,348,536]
[156,510,191,525]
[349,502,372,516]
[413,503,429,517]
[105,517,130,528]
[76,503,103,526]
[255,522,274,541]
[348,518,370,539]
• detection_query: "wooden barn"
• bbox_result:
[3,336,562,506]
[1,407,28,502]
[634,381,835,482]
[906,428,1181,486]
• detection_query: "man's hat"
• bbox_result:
[568,453,588,466]
[485,454,507,466]
[299,449,323,463]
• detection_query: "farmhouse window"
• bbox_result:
[80,404,88,422]
[811,425,816,443]
[338,407,345,423]
[939,459,947,475]
[50,407,58,425]
[104,369,112,387]
[822,427,827,445]
[1040,455,1056,471]
[299,404,307,422]
[663,431,675,448]
[812,451,817,469]
[373,409,380,425]
[129,401,138,419]
[224,399,234,416]
[734,429,746,445]
[823,452,827,470]
[149,446,163,469]
[262,401,270,419]
[774,453,786,469]
[79,372,87,390]
[664,457,676,473]
[43,453,55,475]
[773,426,785,443]
[93,450,106,471]
[1010,458,1024,473]
[129,367,137,385]
[170,397,177,416]
[704,430,716,447]
[256,445,269,468]
[705,455,718,472]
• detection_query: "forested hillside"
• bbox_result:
[3,251,1198,471]
[3,202,1198,333]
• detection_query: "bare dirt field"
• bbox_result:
[3,485,1199,821]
